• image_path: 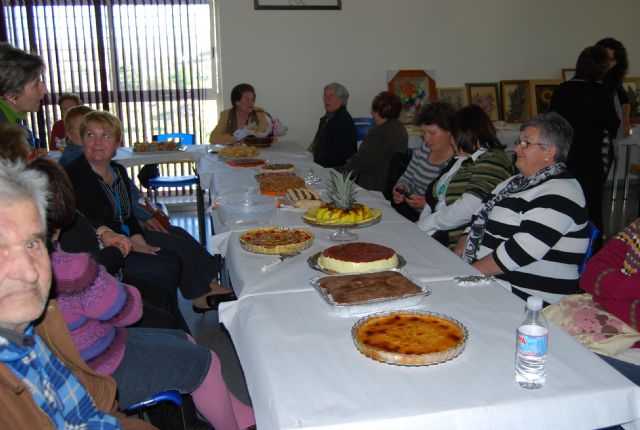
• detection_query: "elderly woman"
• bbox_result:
[209,83,272,144]
[41,174,255,428]
[0,43,47,152]
[550,45,619,240]
[343,91,408,192]
[65,111,235,312]
[455,112,590,304]
[575,218,640,384]
[417,105,512,248]
[309,82,357,168]
[391,101,455,222]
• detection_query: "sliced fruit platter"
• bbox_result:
[301,171,381,226]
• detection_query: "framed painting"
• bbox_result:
[529,79,561,115]
[622,77,640,124]
[562,68,576,82]
[465,83,501,121]
[500,80,531,123]
[254,0,341,9]
[388,70,437,125]
[437,86,467,110]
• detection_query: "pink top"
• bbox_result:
[51,250,142,375]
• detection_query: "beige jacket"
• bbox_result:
[0,300,156,430]
[209,107,271,144]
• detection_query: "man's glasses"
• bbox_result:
[514,138,548,150]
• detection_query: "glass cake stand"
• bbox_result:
[302,215,381,241]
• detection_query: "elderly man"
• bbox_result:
[308,82,357,168]
[0,161,153,429]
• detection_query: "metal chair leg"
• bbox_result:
[196,183,206,246]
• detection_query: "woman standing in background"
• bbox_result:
[550,45,619,241]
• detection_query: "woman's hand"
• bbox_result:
[98,227,132,257]
[404,194,426,210]
[130,234,160,255]
[392,184,408,204]
[454,234,468,257]
[142,217,169,233]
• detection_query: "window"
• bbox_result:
[1,0,219,147]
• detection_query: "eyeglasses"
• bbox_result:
[514,138,548,150]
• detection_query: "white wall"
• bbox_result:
[216,0,639,146]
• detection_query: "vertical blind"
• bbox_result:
[0,0,219,148]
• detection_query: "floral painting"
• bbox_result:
[438,87,467,111]
[529,80,561,115]
[388,70,437,124]
[465,83,501,121]
[623,77,640,124]
[500,81,531,123]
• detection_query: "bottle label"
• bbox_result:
[517,325,548,357]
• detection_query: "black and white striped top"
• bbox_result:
[475,171,589,301]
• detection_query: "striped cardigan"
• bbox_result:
[474,171,589,300]
[51,250,142,376]
[420,148,513,248]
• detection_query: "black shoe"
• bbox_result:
[191,292,237,314]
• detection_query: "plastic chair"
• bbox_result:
[578,220,600,274]
[148,133,206,245]
[353,117,375,142]
[126,389,187,429]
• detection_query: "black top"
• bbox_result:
[58,211,124,275]
[65,155,144,238]
[550,79,619,155]
[344,118,408,192]
[313,106,357,168]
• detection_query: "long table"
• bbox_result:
[204,141,640,429]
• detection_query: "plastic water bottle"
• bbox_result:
[515,296,548,389]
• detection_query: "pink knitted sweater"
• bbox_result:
[51,250,142,376]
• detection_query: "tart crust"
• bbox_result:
[260,163,295,174]
[239,227,314,255]
[353,311,468,366]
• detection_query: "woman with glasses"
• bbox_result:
[550,45,619,242]
[308,82,357,168]
[454,112,590,305]
[417,105,512,249]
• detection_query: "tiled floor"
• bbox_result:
[168,205,252,406]
[164,182,640,409]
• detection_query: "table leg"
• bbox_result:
[611,151,620,201]
[624,145,632,200]
[196,183,207,245]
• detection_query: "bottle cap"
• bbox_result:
[526,296,543,311]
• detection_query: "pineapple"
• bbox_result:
[327,170,356,210]
[314,170,370,223]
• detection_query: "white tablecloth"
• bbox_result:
[114,145,208,168]
[212,221,477,299]
[220,280,640,430]
[202,140,640,430]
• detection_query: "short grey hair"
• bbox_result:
[324,82,349,106]
[0,160,50,232]
[0,43,45,97]
[520,112,573,163]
